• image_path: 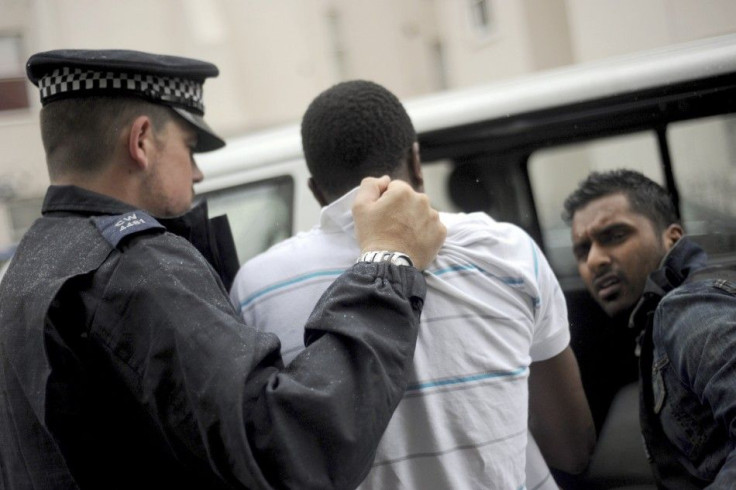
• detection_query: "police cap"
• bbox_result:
[26,49,225,152]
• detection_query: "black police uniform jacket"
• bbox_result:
[0,185,426,490]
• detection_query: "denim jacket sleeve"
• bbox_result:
[654,278,736,488]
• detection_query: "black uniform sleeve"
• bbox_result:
[89,233,425,490]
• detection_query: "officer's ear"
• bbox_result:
[127,115,157,170]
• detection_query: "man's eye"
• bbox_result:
[573,245,589,261]
[603,229,628,243]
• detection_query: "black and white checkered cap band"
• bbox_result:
[37,67,205,114]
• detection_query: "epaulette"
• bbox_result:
[92,211,165,248]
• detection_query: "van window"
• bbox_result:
[668,114,736,256]
[528,131,662,277]
[529,115,736,277]
[202,176,293,265]
[421,159,461,213]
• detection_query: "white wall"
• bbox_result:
[2,0,736,252]
[565,0,736,61]
[435,0,535,87]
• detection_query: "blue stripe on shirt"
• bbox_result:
[239,261,541,311]
[432,263,539,307]
[406,366,528,392]
[238,269,344,310]
[433,263,525,286]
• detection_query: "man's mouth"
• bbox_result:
[594,274,621,300]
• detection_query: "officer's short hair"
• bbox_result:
[562,169,680,232]
[40,97,174,179]
[301,80,416,200]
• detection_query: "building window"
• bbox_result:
[467,0,495,36]
[0,35,29,111]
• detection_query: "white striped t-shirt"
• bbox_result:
[230,188,569,490]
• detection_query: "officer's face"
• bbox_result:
[143,118,203,217]
[571,193,674,319]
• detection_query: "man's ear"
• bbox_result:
[127,115,156,170]
[308,177,329,207]
[409,142,424,192]
[663,223,684,250]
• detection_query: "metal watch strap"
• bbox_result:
[357,250,414,267]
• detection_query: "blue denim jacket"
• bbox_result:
[632,237,736,488]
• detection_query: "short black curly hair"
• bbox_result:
[562,169,680,232]
[301,80,416,200]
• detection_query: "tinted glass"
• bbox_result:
[529,131,661,277]
[203,176,294,265]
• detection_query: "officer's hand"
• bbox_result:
[353,176,446,270]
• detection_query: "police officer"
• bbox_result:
[0,49,445,489]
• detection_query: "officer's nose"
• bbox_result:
[192,160,204,184]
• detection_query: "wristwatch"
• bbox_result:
[357,250,414,267]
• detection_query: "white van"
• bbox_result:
[195,33,736,488]
[197,33,736,273]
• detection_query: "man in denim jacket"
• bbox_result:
[563,169,736,488]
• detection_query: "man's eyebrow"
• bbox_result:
[593,222,632,236]
[572,221,631,248]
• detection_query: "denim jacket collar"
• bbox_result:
[629,237,708,331]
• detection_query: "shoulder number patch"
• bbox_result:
[92,211,165,248]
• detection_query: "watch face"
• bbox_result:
[359,251,412,267]
[389,255,413,267]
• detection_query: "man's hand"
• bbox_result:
[352,176,446,270]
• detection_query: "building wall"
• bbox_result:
[435,0,534,87]
[326,0,440,98]
[2,0,736,253]
[522,0,574,71]
[565,0,736,61]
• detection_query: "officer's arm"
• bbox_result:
[92,177,445,489]
[95,236,423,490]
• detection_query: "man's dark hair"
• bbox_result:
[40,96,174,179]
[300,80,416,200]
[562,169,680,231]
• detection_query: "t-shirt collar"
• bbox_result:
[318,187,360,233]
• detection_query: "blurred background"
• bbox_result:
[2,0,736,261]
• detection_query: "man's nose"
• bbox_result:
[586,242,611,273]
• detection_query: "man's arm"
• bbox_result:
[529,346,597,474]
[656,278,736,487]
[527,236,596,475]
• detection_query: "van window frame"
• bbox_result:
[417,70,736,278]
